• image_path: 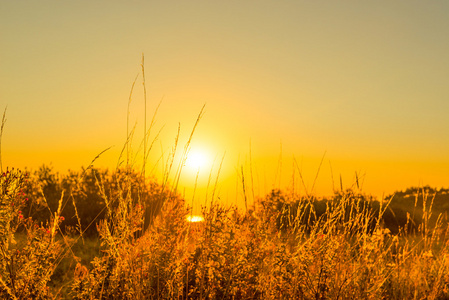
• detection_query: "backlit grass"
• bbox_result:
[1,165,449,299]
[1,64,449,298]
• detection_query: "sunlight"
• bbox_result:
[186,215,204,222]
[185,149,210,172]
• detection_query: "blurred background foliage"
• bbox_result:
[21,164,449,237]
[22,165,172,236]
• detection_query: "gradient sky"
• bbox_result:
[2,1,449,205]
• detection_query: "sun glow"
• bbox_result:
[186,215,204,222]
[185,149,210,172]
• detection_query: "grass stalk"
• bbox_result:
[0,107,7,173]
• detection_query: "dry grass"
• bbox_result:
[2,163,449,299]
[2,63,449,299]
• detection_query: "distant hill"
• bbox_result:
[259,186,449,235]
[383,186,449,233]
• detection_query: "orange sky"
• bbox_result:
[2,1,449,209]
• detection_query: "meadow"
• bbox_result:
[1,161,449,299]
[1,69,449,299]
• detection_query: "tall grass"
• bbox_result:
[1,62,449,298]
[3,164,449,299]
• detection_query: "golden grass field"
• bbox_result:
[1,72,449,299]
[2,164,449,299]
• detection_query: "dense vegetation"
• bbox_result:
[2,165,449,299]
[18,165,449,238]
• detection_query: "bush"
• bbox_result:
[23,166,170,236]
[0,167,65,299]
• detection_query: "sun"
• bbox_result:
[186,215,204,222]
[185,149,210,172]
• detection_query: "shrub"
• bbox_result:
[0,167,66,299]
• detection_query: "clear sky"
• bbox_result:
[2,1,449,205]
